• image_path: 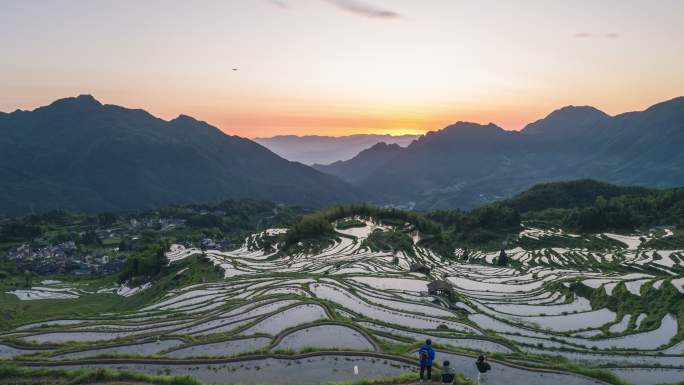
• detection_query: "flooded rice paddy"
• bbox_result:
[273,324,375,351]
[4,223,684,384]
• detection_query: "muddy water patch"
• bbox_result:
[165,337,271,358]
[608,315,631,333]
[241,304,328,335]
[522,346,684,367]
[22,331,136,344]
[51,339,184,360]
[487,297,591,316]
[274,324,374,351]
[516,308,616,332]
[312,283,477,333]
[348,276,429,292]
[610,367,684,385]
[0,344,44,357]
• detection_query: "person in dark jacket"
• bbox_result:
[441,360,455,384]
[418,339,436,381]
[475,355,492,385]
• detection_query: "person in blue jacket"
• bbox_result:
[418,339,436,381]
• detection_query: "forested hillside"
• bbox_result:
[315,97,684,210]
[0,96,366,215]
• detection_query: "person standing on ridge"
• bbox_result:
[418,339,435,382]
[475,355,492,385]
[441,360,455,385]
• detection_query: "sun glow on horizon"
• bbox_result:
[1,0,682,138]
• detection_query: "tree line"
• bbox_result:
[515,182,684,232]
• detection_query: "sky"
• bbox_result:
[1,0,683,138]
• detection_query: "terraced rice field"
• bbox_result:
[2,221,684,385]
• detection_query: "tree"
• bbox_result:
[80,229,101,246]
[0,222,43,241]
[118,238,131,252]
[23,270,32,287]
[154,246,169,274]
[98,212,117,226]
[118,244,168,283]
[496,249,509,266]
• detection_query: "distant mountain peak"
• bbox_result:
[312,140,404,183]
[547,105,608,119]
[0,95,365,215]
[446,121,503,131]
[256,133,419,140]
[171,114,200,123]
[522,105,609,136]
[366,142,401,150]
[47,94,102,110]
[254,133,419,164]
[427,121,504,139]
[643,96,684,113]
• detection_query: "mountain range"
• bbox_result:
[0,95,365,215]
[1,95,683,215]
[254,133,417,165]
[314,97,684,210]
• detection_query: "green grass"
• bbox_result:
[322,369,474,385]
[481,349,635,385]
[514,232,626,251]
[0,255,223,332]
[0,364,203,385]
[335,219,367,230]
[362,229,415,257]
[121,254,224,310]
[0,291,126,332]
[0,364,477,385]
[643,229,684,249]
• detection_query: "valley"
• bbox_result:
[2,210,684,385]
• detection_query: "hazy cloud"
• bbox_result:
[266,0,399,19]
[574,32,621,39]
[265,0,289,9]
[323,0,399,19]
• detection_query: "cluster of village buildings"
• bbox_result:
[1,209,252,276]
[5,241,122,275]
[2,217,187,276]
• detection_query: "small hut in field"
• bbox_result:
[410,263,431,275]
[428,280,453,297]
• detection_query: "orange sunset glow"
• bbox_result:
[2,0,683,138]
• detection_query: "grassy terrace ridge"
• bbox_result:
[1,365,440,385]
[0,363,204,385]
[3,347,628,385]
[0,255,221,332]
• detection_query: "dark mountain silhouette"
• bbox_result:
[522,105,610,138]
[312,142,402,183]
[316,97,684,210]
[254,134,417,165]
[502,179,656,213]
[0,95,366,215]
